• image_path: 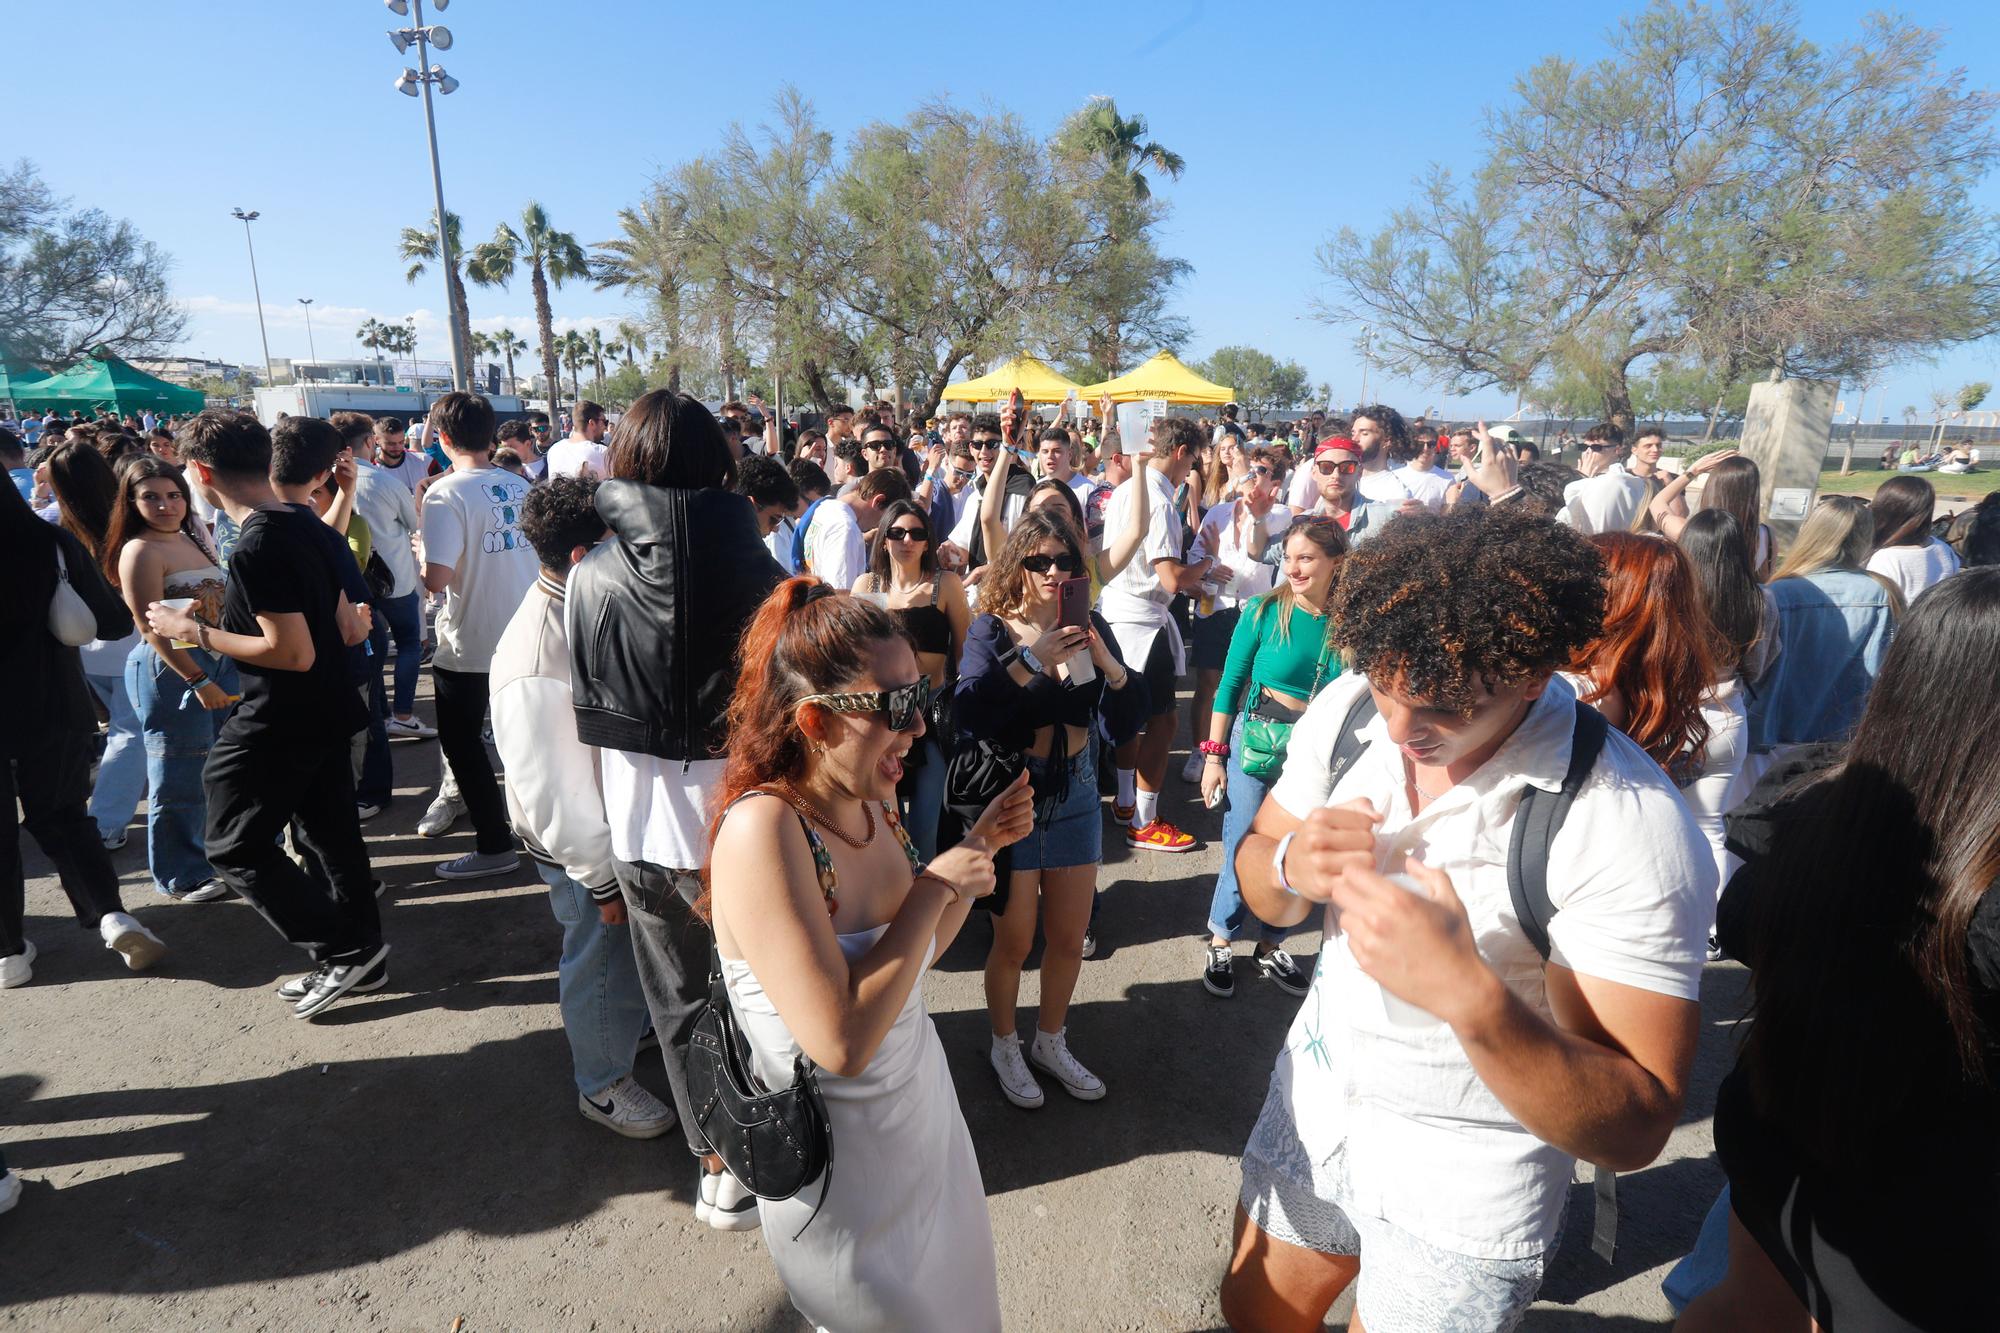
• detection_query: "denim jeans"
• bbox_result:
[84,671,146,843]
[897,735,946,862]
[126,644,238,895]
[1206,714,1289,946]
[538,862,650,1097]
[616,858,713,1158]
[376,590,424,717]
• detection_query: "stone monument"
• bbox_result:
[1736,378,1838,556]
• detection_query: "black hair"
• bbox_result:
[788,458,832,500]
[328,410,375,447]
[374,415,408,436]
[969,412,1003,441]
[575,400,607,427]
[1677,509,1765,679]
[1351,403,1411,459]
[521,474,604,571]
[606,389,735,490]
[867,498,938,580]
[734,454,800,511]
[856,467,913,506]
[1331,506,1605,712]
[1514,439,1542,462]
[1515,460,1584,517]
[432,391,496,455]
[176,409,272,478]
[270,416,346,486]
[496,420,535,445]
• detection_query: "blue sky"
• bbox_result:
[12,0,2000,421]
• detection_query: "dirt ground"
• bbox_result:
[4,693,1742,1331]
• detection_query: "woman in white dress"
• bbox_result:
[706,577,1032,1332]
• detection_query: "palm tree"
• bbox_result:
[356,317,390,362]
[467,202,588,418]
[595,192,687,392]
[584,326,608,392]
[398,211,473,385]
[492,327,528,395]
[1064,97,1184,371]
[614,320,649,368]
[558,330,587,403]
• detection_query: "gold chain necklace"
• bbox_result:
[774,780,876,849]
[1404,758,1450,801]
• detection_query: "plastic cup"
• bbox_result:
[159,597,200,650]
[1379,873,1442,1029]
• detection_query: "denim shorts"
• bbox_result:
[1192,606,1240,671]
[1239,1079,1554,1333]
[1011,747,1101,872]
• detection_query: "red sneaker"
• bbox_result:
[1126,819,1197,853]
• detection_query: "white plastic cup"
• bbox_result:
[159,596,199,650]
[1379,873,1442,1029]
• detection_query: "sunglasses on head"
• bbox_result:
[798,677,930,733]
[883,525,928,543]
[1314,459,1360,476]
[1020,552,1082,574]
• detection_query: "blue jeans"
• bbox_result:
[1207,715,1288,945]
[85,671,147,842]
[358,614,394,807]
[539,862,651,1098]
[897,736,946,862]
[376,590,424,717]
[126,643,238,895]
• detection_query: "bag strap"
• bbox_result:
[1325,689,1378,791]
[1505,702,1609,961]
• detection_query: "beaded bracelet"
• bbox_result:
[1198,740,1229,757]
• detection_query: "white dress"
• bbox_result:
[721,924,1000,1332]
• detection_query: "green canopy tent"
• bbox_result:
[0,343,54,408]
[12,348,206,416]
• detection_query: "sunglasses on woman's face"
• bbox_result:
[798,677,930,733]
[1020,552,1082,574]
[1314,459,1360,477]
[883,525,928,543]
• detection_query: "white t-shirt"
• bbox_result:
[1264,672,1713,1259]
[420,466,539,673]
[1393,464,1454,511]
[1358,466,1415,506]
[600,749,726,870]
[1189,499,1291,613]
[1286,458,1321,512]
[801,497,867,589]
[352,461,421,598]
[947,483,1028,552]
[766,515,798,574]
[545,436,610,480]
[1098,467,1182,629]
[1865,537,1961,604]
[1558,464,1649,534]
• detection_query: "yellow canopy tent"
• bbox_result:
[1078,351,1234,405]
[938,354,1082,405]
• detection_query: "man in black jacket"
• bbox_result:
[565,390,784,1229]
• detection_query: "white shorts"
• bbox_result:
[1238,1079,1557,1333]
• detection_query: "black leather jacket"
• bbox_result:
[566,481,784,763]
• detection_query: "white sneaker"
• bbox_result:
[1180,752,1205,784]
[99,913,165,971]
[0,941,35,989]
[1029,1027,1106,1101]
[989,1032,1045,1109]
[578,1075,677,1140]
[706,1168,761,1232]
[416,792,466,838]
[385,715,437,740]
[0,1167,20,1216]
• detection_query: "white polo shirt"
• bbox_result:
[1262,672,1713,1259]
[1558,463,1649,534]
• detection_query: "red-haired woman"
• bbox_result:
[706,578,1032,1332]
[1566,533,1745,878]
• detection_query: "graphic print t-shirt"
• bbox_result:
[421,465,537,673]
[220,506,369,741]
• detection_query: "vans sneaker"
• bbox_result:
[578,1075,677,1140]
[989,1032,1045,1109]
[1202,943,1235,998]
[99,913,165,971]
[1254,947,1311,998]
[1029,1027,1106,1101]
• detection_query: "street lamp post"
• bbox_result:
[388,0,466,392]
[297,297,318,365]
[231,208,275,386]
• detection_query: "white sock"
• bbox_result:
[1116,768,1137,808]
[1134,788,1159,828]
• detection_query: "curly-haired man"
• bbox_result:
[1219,505,1716,1332]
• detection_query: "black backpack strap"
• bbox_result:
[1326,691,1379,791]
[1507,702,1610,961]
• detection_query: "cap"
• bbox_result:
[1488,424,1529,444]
[1314,437,1363,460]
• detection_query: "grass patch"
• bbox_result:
[1815,464,2000,500]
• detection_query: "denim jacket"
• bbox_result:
[1744,569,1895,752]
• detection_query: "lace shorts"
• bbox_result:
[1238,1079,1554,1333]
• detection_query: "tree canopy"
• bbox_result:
[1319,0,2000,434]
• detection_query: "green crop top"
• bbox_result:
[1213,597,1339,717]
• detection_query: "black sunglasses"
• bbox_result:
[1583,442,1619,452]
[883,525,928,542]
[1021,552,1082,574]
[797,677,930,733]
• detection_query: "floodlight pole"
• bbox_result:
[298,297,318,363]
[232,208,275,385]
[409,0,466,391]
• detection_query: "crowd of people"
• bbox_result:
[6,388,1999,1330]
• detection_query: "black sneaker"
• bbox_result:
[290,945,391,1019]
[1255,947,1311,998]
[277,955,389,1002]
[1080,927,1097,960]
[1202,943,1235,998]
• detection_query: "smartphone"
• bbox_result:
[1056,576,1090,629]
[1005,388,1025,447]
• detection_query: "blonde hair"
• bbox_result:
[1772,495,1874,581]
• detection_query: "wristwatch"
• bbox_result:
[1004,644,1044,675]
